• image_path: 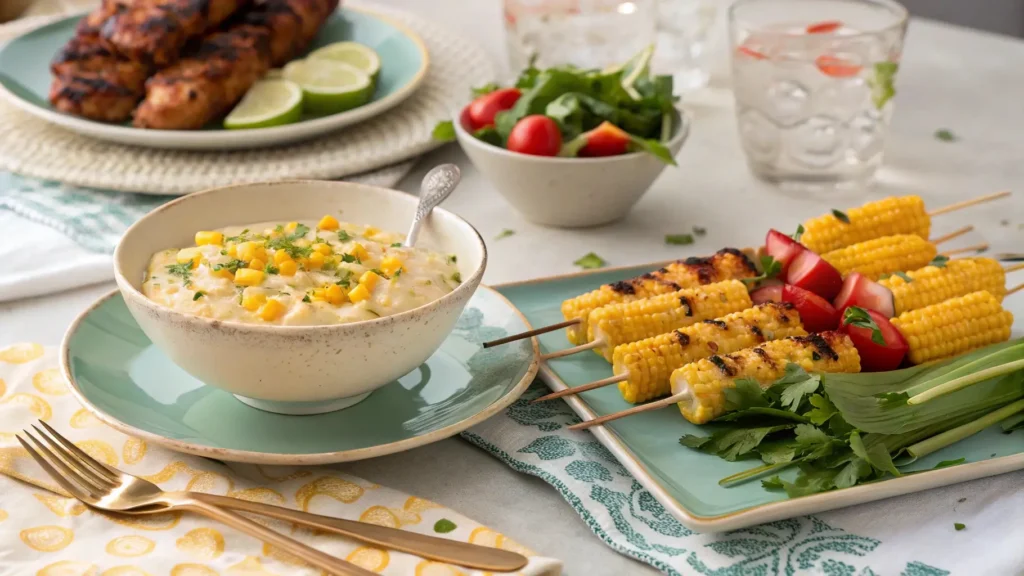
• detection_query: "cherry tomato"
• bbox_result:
[507,115,562,157]
[467,88,522,130]
[840,308,908,371]
[782,284,840,333]
[579,121,631,157]
[806,20,842,34]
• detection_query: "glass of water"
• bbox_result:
[653,0,721,92]
[728,0,908,188]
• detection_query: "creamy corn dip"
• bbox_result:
[141,216,461,325]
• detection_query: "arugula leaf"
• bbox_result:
[495,229,516,240]
[954,523,966,531]
[574,252,606,270]
[665,234,694,246]
[831,209,851,223]
[806,394,839,425]
[869,61,898,109]
[761,476,785,490]
[723,378,769,411]
[471,82,501,96]
[850,431,901,477]
[842,306,886,345]
[165,262,194,287]
[935,129,956,142]
[934,457,966,469]
[792,224,805,242]
[930,255,949,268]
[432,121,456,142]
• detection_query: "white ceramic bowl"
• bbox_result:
[113,180,486,415]
[455,109,690,227]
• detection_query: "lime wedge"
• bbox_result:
[283,59,373,116]
[223,79,303,129]
[307,42,381,81]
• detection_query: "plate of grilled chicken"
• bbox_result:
[0,0,428,150]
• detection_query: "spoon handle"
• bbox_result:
[405,164,461,247]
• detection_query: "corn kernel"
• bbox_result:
[351,243,369,262]
[307,252,325,269]
[348,284,371,303]
[259,299,286,321]
[318,215,340,230]
[242,290,266,311]
[325,284,347,305]
[294,238,311,248]
[234,268,265,286]
[211,268,234,281]
[248,258,266,270]
[226,243,238,258]
[312,288,327,302]
[363,226,379,238]
[273,250,292,265]
[314,243,333,256]
[359,270,381,290]
[237,242,266,263]
[195,231,223,246]
[176,248,202,269]
[379,256,404,276]
[278,260,298,276]
[284,221,298,233]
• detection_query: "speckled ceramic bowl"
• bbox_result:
[113,180,486,415]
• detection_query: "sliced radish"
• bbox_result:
[806,20,842,34]
[737,45,768,60]
[833,273,896,318]
[765,229,806,274]
[815,54,862,77]
[783,285,840,333]
[841,307,908,371]
[786,250,843,301]
[751,284,783,305]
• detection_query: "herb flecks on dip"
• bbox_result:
[142,216,462,325]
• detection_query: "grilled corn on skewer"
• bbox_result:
[800,196,931,254]
[823,234,937,281]
[881,257,1008,315]
[892,290,1014,365]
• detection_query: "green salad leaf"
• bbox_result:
[432,121,456,142]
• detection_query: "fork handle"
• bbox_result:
[190,492,528,572]
[181,497,377,576]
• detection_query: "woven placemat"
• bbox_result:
[0,2,495,195]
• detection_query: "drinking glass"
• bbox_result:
[653,0,721,92]
[728,0,908,188]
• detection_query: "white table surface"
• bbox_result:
[4,1,1024,573]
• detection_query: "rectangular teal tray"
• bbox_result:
[495,263,1024,532]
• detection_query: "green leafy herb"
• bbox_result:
[665,233,695,246]
[165,262,194,287]
[213,259,247,274]
[930,255,949,268]
[741,255,783,285]
[769,364,822,412]
[391,242,403,247]
[679,424,795,461]
[302,294,311,303]
[471,82,500,96]
[842,306,886,345]
[473,127,503,147]
[692,226,707,237]
[723,379,770,412]
[831,209,851,224]
[433,519,458,533]
[265,264,279,275]
[574,252,606,270]
[1002,412,1024,432]
[447,254,458,264]
[761,476,785,490]
[341,253,358,264]
[451,272,462,283]
[806,394,839,426]
[337,230,352,242]
[850,431,901,477]
[869,61,898,110]
[495,229,516,240]
[432,121,456,142]
[225,229,251,243]
[266,224,313,259]
[792,224,805,242]
[893,271,913,283]
[934,457,966,469]
[954,523,966,531]
[935,129,956,142]
[192,291,204,301]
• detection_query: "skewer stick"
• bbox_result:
[482,319,580,348]
[1004,263,1024,274]
[540,340,602,360]
[927,191,1011,217]
[1008,283,1024,296]
[930,225,973,245]
[531,374,627,403]
[940,243,989,257]
[568,393,684,431]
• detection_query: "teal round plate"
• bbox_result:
[0,7,429,150]
[60,287,538,465]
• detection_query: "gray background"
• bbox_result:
[905,0,1024,37]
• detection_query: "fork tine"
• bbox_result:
[17,432,102,501]
[38,420,119,481]
[32,424,117,490]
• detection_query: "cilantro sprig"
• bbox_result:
[266,224,313,259]
[842,306,886,345]
[165,262,194,287]
[741,255,783,285]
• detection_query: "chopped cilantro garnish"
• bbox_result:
[451,271,462,283]
[893,271,913,282]
[665,233,695,246]
[574,252,606,270]
[336,279,351,288]
[213,259,246,274]
[193,291,204,301]
[266,224,313,259]
[935,129,956,142]
[446,254,458,264]
[302,294,311,303]
[393,269,403,278]
[741,255,783,285]
[792,224,805,242]
[165,262,194,287]
[831,209,851,223]
[225,228,250,243]
[930,255,949,268]
[265,264,279,275]
[692,226,707,237]
[337,230,352,242]
[954,523,966,531]
[842,306,885,345]
[340,253,357,263]
[495,229,516,240]
[391,242,403,247]
[219,249,227,256]
[370,268,389,279]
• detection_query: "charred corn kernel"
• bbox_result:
[194,231,223,246]
[348,284,371,303]
[241,290,266,311]
[587,280,754,359]
[312,288,327,302]
[380,256,404,276]
[359,270,381,290]
[234,268,264,286]
[880,257,1007,315]
[822,234,936,281]
[278,260,298,276]
[351,243,369,262]
[318,215,340,230]
[364,226,379,237]
[211,268,234,281]
[248,258,266,270]
[562,249,758,344]
[314,243,332,256]
[237,242,267,263]
[307,252,325,269]
[325,284,347,305]
[671,332,861,424]
[284,221,298,233]
[273,250,292,265]
[226,243,238,258]
[612,302,807,403]
[891,291,1013,365]
[259,299,286,321]
[176,248,202,269]
[800,196,931,254]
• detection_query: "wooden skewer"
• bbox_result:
[930,225,973,245]
[568,393,684,431]
[540,340,601,360]
[1008,283,1024,296]
[482,319,580,348]
[531,374,627,403]
[940,243,989,257]
[927,190,1011,217]
[1005,263,1024,274]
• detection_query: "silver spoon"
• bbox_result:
[404,163,461,247]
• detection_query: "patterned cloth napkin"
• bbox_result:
[0,344,562,575]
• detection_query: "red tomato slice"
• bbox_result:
[506,115,562,157]
[841,308,908,371]
[751,284,783,305]
[765,229,806,274]
[815,55,862,78]
[579,121,631,157]
[783,285,840,333]
[467,87,522,130]
[786,250,844,301]
[806,20,842,34]
[833,273,896,318]
[737,45,768,60]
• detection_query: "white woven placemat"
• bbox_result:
[0,2,495,194]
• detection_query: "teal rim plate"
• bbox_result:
[0,7,429,150]
[60,286,538,465]
[495,263,1024,533]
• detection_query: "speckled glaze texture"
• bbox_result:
[114,180,486,405]
[455,109,690,228]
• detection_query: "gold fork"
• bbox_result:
[18,421,528,574]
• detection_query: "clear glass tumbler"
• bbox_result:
[728,0,908,188]
[653,0,721,92]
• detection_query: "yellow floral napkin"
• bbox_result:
[0,343,563,576]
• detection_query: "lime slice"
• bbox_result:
[282,59,373,116]
[307,42,381,81]
[223,79,303,129]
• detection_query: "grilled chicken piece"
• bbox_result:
[133,23,271,129]
[102,0,251,66]
[244,0,339,65]
[75,0,133,37]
